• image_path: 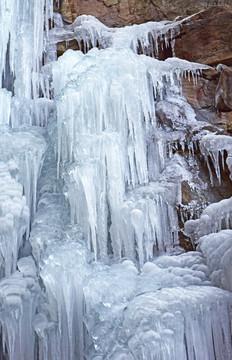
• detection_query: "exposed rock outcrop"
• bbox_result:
[173,5,232,66]
[216,64,232,111]
[56,0,232,27]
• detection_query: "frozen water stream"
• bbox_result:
[0,1,231,359]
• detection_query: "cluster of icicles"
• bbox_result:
[0,1,231,359]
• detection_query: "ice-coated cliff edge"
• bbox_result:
[0,1,231,359]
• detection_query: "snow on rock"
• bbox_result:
[48,14,183,59]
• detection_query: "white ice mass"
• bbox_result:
[0,1,231,359]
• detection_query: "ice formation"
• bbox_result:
[200,133,232,184]
[199,230,232,292]
[184,196,232,243]
[0,1,231,360]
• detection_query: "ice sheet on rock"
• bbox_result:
[0,129,47,222]
[48,14,183,58]
[198,230,232,292]
[54,48,154,260]
[39,239,92,360]
[53,48,205,262]
[185,196,232,243]
[117,154,197,265]
[0,0,54,99]
[0,256,40,360]
[200,133,232,184]
[156,95,198,132]
[0,162,29,277]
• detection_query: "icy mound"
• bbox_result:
[185,196,232,243]
[82,255,231,360]
[199,229,232,292]
[119,286,232,360]
[38,240,230,360]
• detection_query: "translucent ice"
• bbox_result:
[0,162,29,277]
[200,133,232,184]
[48,14,184,58]
[83,255,232,360]
[52,47,209,263]
[0,129,47,222]
[185,196,232,243]
[0,0,54,99]
[199,230,232,292]
[0,256,40,360]
[39,239,92,360]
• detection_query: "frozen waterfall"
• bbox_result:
[0,1,231,359]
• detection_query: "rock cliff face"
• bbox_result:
[56,0,231,27]
[173,5,232,66]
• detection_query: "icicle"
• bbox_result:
[200,134,232,185]
[0,256,40,360]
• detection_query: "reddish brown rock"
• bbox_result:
[57,0,164,27]
[173,5,232,66]
[215,64,232,111]
[57,0,232,27]
[181,67,232,133]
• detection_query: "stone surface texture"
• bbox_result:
[215,64,232,111]
[173,5,232,67]
[56,0,232,27]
